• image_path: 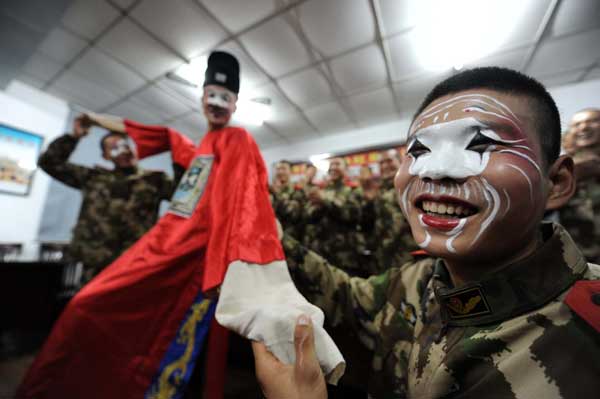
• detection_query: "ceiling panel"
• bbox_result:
[379,0,419,36]
[38,27,87,62]
[17,73,45,89]
[96,19,182,79]
[155,76,201,109]
[304,101,352,134]
[70,47,146,95]
[298,0,374,56]
[61,0,119,40]
[132,84,192,120]
[107,98,164,125]
[250,82,295,116]
[466,46,531,71]
[348,87,397,126]
[330,44,387,95]
[215,41,270,90]
[584,67,600,81]
[527,28,600,78]
[550,0,600,38]
[50,70,121,110]
[201,0,276,33]
[278,67,334,108]
[386,29,424,80]
[539,68,587,89]
[239,15,313,78]
[110,0,136,10]
[132,0,227,59]
[496,0,551,51]
[252,125,287,149]
[22,51,64,83]
[394,72,451,117]
[268,109,318,140]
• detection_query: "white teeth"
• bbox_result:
[419,200,475,217]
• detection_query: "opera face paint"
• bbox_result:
[395,89,547,260]
[202,85,237,128]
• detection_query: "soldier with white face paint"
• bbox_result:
[254,67,600,399]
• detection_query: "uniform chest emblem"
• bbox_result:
[440,286,491,319]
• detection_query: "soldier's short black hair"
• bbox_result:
[100,131,127,153]
[276,160,292,167]
[415,67,561,167]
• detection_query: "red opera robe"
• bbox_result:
[17,121,285,398]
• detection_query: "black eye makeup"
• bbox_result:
[466,128,501,153]
[407,138,431,157]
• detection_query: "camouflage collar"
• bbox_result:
[433,223,588,327]
[114,166,139,176]
[380,177,395,190]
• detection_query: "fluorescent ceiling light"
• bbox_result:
[233,97,272,126]
[415,0,520,71]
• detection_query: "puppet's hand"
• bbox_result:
[252,315,327,399]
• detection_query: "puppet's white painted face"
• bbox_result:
[202,85,237,128]
[395,89,549,262]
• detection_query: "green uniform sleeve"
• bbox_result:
[282,233,394,338]
[37,134,96,189]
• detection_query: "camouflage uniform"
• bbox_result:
[270,183,306,240]
[38,134,174,281]
[355,185,379,275]
[302,180,365,276]
[560,179,600,264]
[283,223,600,398]
[373,177,418,271]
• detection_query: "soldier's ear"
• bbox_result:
[545,155,576,211]
[102,151,111,161]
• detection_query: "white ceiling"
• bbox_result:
[17,0,600,147]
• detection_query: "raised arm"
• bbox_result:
[282,233,397,348]
[38,117,97,189]
[86,113,196,182]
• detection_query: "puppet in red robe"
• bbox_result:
[18,52,343,399]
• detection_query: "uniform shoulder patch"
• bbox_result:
[564,280,600,333]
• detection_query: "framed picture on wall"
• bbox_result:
[0,123,44,196]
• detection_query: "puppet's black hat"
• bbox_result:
[203,51,240,94]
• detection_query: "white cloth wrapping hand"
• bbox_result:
[215,260,346,384]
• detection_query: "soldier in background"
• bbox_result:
[355,164,379,275]
[302,157,364,277]
[270,160,305,240]
[560,108,600,263]
[38,115,174,282]
[372,149,418,271]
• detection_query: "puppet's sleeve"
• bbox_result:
[124,119,196,172]
[213,130,345,384]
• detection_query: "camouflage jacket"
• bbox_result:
[560,178,600,264]
[270,183,306,240]
[372,177,418,272]
[38,134,174,279]
[283,223,600,398]
[302,180,365,276]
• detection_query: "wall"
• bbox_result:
[549,78,600,131]
[262,118,412,168]
[0,81,69,260]
[262,78,600,170]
